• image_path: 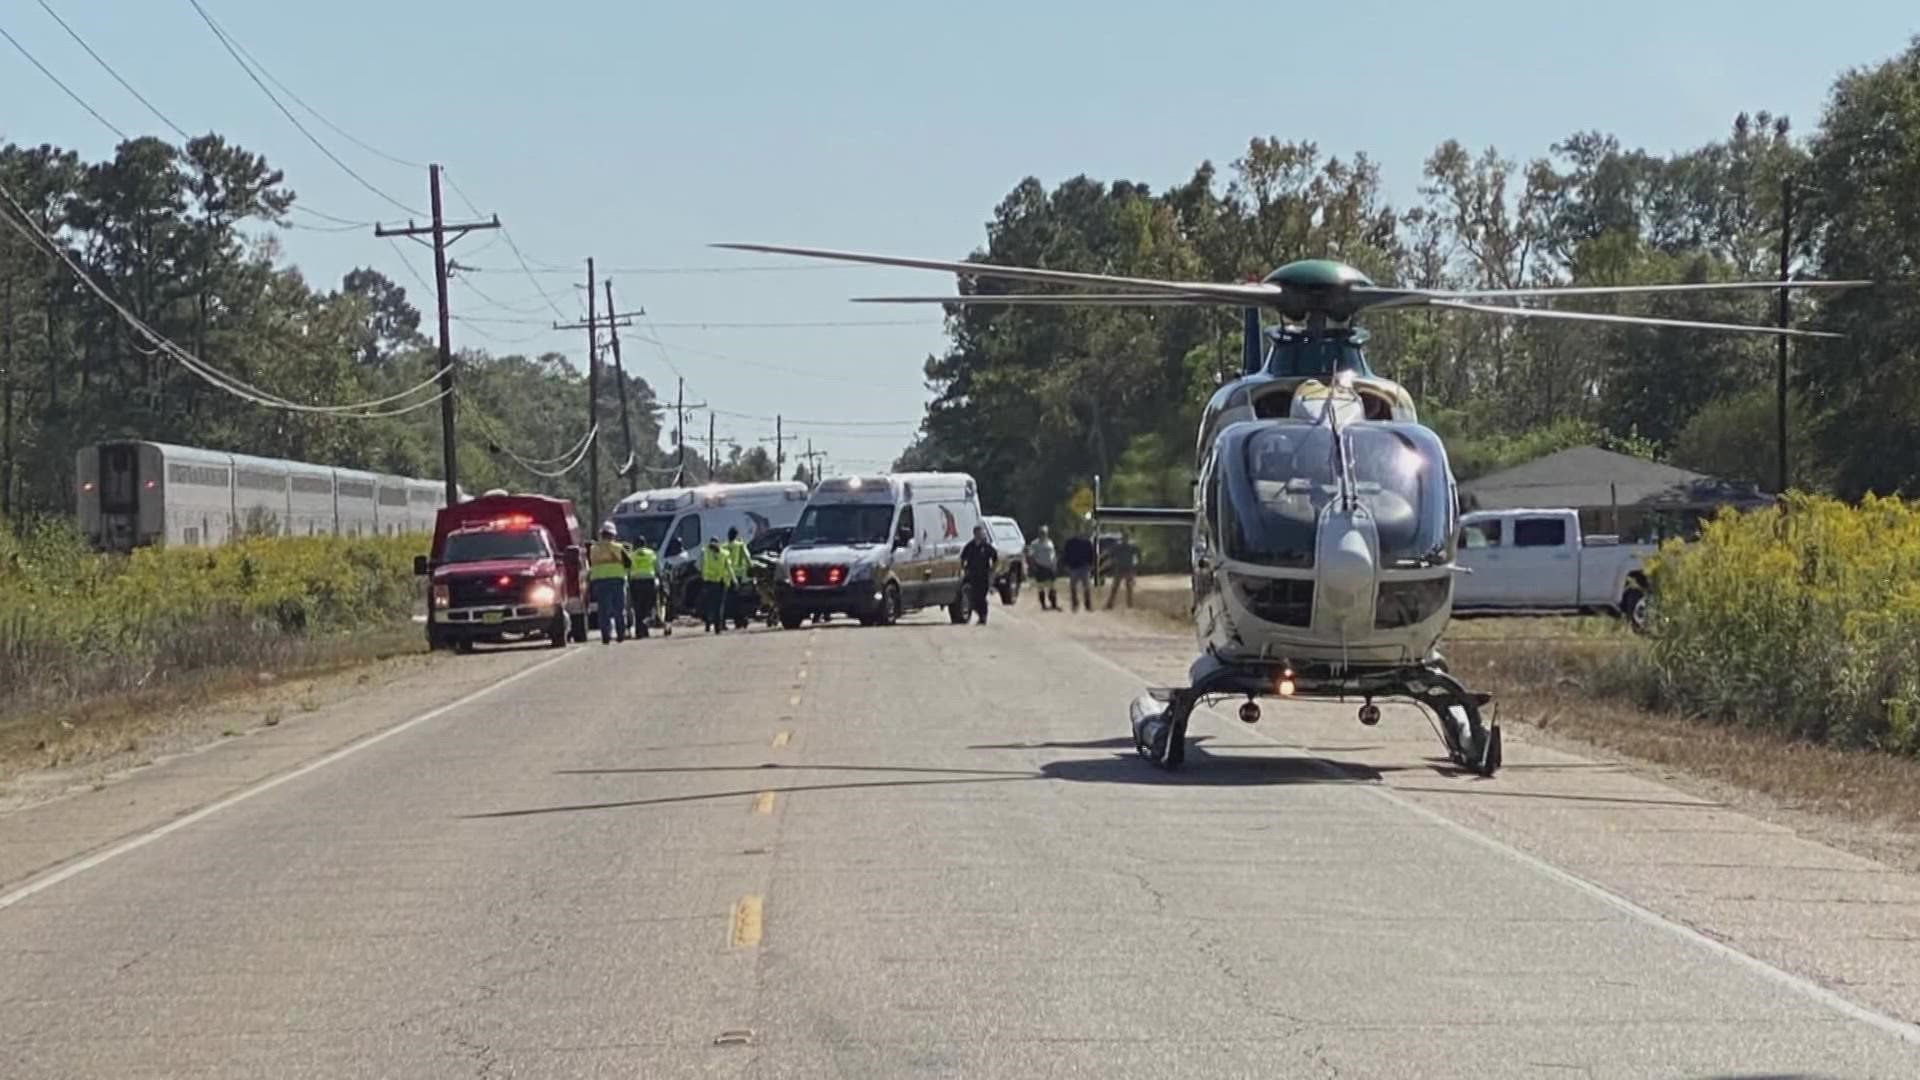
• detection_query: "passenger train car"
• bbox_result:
[75,441,457,552]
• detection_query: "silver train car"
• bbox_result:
[75,441,459,552]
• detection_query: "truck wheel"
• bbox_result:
[997,580,1014,606]
[569,613,588,643]
[779,609,805,630]
[453,638,475,655]
[548,615,568,649]
[948,592,968,624]
[1622,588,1652,634]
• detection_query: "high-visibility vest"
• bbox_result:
[588,539,629,581]
[629,545,658,580]
[724,539,751,578]
[700,545,734,584]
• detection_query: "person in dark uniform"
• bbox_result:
[960,524,998,625]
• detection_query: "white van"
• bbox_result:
[611,481,811,568]
[775,472,984,628]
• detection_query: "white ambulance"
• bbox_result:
[775,472,985,628]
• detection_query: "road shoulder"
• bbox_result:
[0,642,568,894]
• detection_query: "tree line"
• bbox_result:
[0,133,778,530]
[892,37,1920,550]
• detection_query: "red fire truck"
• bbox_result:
[414,493,589,652]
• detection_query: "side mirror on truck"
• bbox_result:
[413,555,432,576]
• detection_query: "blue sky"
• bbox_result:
[4,0,1914,473]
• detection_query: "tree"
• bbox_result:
[338,267,425,366]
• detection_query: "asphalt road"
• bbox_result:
[4,601,1920,1078]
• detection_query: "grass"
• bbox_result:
[0,621,425,782]
[1122,575,1920,870]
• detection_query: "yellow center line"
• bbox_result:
[752,791,776,815]
[772,729,791,747]
[731,895,763,948]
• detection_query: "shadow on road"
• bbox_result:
[465,744,1401,820]
[1040,741,1400,787]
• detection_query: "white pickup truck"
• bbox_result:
[1451,508,1655,629]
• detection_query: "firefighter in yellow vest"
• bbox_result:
[627,537,660,639]
[700,536,737,634]
[723,526,753,630]
[587,523,630,644]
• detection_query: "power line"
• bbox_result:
[187,0,423,217]
[442,170,571,322]
[705,407,918,428]
[628,332,925,392]
[1,183,448,417]
[183,6,424,171]
[0,21,126,138]
[33,0,189,140]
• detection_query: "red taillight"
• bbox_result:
[792,567,810,586]
[496,575,513,587]
[826,566,845,585]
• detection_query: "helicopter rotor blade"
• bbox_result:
[1414,279,1873,301]
[711,243,1281,305]
[850,293,1228,306]
[1425,299,1842,338]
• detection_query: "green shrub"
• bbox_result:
[1645,494,1920,753]
[0,520,424,719]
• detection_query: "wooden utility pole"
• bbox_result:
[798,439,826,484]
[1775,175,1794,495]
[602,281,642,495]
[552,261,641,524]
[707,412,717,477]
[668,376,708,487]
[761,417,799,478]
[373,164,499,506]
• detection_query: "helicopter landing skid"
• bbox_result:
[1128,660,1501,777]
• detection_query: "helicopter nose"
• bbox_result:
[1317,518,1376,630]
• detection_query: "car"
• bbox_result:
[982,515,1026,604]
[415,493,589,652]
[776,472,985,628]
[1451,507,1656,631]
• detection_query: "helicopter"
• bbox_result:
[712,241,1866,777]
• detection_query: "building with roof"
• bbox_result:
[1457,446,1773,542]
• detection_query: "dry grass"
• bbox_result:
[1122,575,1920,870]
[0,622,425,782]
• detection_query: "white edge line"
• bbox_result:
[0,649,583,912]
[1056,620,1920,1048]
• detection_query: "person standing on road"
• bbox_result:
[627,535,659,638]
[723,527,753,630]
[700,536,736,634]
[960,524,998,625]
[1104,531,1138,610]
[1061,528,1095,612]
[587,523,630,644]
[1026,525,1058,610]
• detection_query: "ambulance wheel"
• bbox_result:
[569,613,588,643]
[878,584,901,626]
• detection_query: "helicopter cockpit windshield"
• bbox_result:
[1218,423,1451,570]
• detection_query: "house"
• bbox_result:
[1457,446,1773,542]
